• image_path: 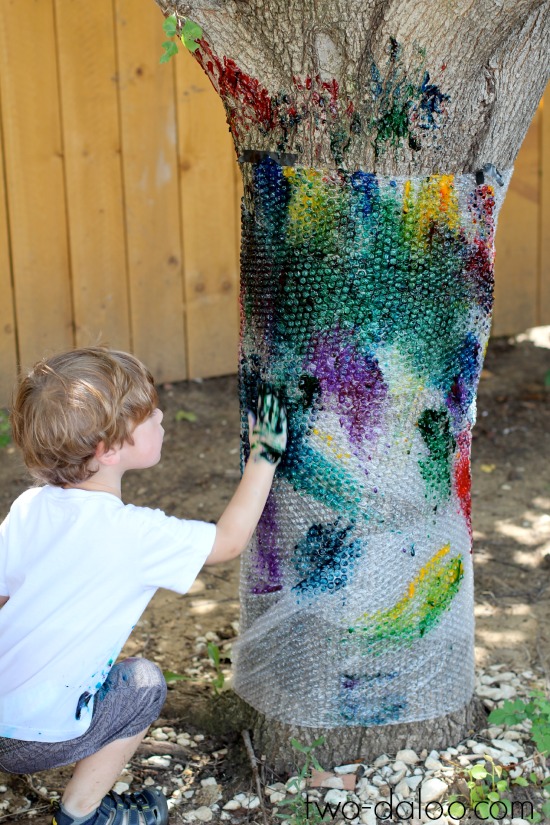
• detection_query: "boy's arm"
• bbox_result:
[204,385,287,566]
[0,596,8,608]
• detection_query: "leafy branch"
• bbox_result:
[160,14,203,63]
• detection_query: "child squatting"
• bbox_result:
[0,347,287,825]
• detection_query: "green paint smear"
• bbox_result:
[417,408,456,502]
[347,554,464,652]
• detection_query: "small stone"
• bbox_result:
[144,778,155,787]
[286,777,305,793]
[113,782,130,794]
[360,808,377,825]
[201,778,218,787]
[145,756,171,768]
[389,768,407,785]
[193,734,205,742]
[395,780,410,798]
[334,763,360,774]
[424,757,443,771]
[265,784,286,795]
[406,775,423,792]
[322,777,344,789]
[373,754,390,768]
[420,777,447,803]
[492,739,523,756]
[269,791,286,803]
[371,775,385,787]
[0,787,6,793]
[395,749,419,764]
[176,735,191,746]
[151,729,169,741]
[191,806,213,821]
[241,796,260,810]
[324,789,348,804]
[184,791,195,799]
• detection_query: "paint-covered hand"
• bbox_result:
[249,383,287,466]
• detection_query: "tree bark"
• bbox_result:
[153,0,549,767]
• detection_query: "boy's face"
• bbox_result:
[119,408,165,471]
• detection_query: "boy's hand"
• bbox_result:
[248,383,287,465]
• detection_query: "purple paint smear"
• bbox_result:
[250,492,283,594]
[307,327,387,447]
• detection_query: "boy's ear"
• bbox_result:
[94,441,122,466]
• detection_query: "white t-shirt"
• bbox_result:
[0,486,216,742]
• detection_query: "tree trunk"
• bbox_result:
[154,0,549,766]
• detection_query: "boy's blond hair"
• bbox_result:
[11,347,158,487]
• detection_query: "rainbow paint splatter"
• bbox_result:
[233,159,510,727]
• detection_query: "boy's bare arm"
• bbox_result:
[204,385,287,566]
[0,596,8,608]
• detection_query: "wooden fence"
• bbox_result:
[0,0,548,405]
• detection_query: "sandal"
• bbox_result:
[53,789,169,825]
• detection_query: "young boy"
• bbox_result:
[0,347,287,825]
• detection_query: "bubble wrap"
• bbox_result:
[233,161,511,727]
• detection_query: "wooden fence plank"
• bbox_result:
[114,0,186,382]
[175,50,240,378]
[0,0,73,371]
[541,97,550,326]
[493,107,541,336]
[54,0,130,351]
[0,94,17,406]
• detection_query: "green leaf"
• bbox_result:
[512,776,529,786]
[181,18,203,52]
[160,40,179,64]
[471,764,488,780]
[163,669,190,683]
[528,812,542,823]
[496,779,508,792]
[542,369,550,388]
[487,791,500,802]
[542,800,550,817]
[175,409,198,422]
[311,756,323,772]
[163,14,178,36]
[290,738,307,753]
[207,642,220,667]
[475,802,490,819]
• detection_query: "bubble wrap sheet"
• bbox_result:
[233,161,511,727]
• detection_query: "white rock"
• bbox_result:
[360,807,377,825]
[241,795,260,810]
[395,749,419,764]
[0,787,6,794]
[220,814,231,821]
[389,768,407,785]
[420,777,447,803]
[395,780,410,798]
[324,789,348,805]
[269,791,286,803]
[285,777,306,793]
[222,800,241,811]
[265,783,286,795]
[204,631,219,642]
[424,757,443,771]
[151,729,169,741]
[371,775,385,787]
[492,739,523,756]
[334,764,360,774]
[323,777,344,789]
[201,777,218,787]
[406,775,423,792]
[192,807,213,821]
[391,759,408,773]
[113,782,130,794]
[373,754,390,768]
[510,820,530,825]
[183,791,195,799]
[193,734,205,742]
[145,755,171,768]
[144,778,155,787]
[177,736,191,746]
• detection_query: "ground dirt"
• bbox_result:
[1,332,549,824]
